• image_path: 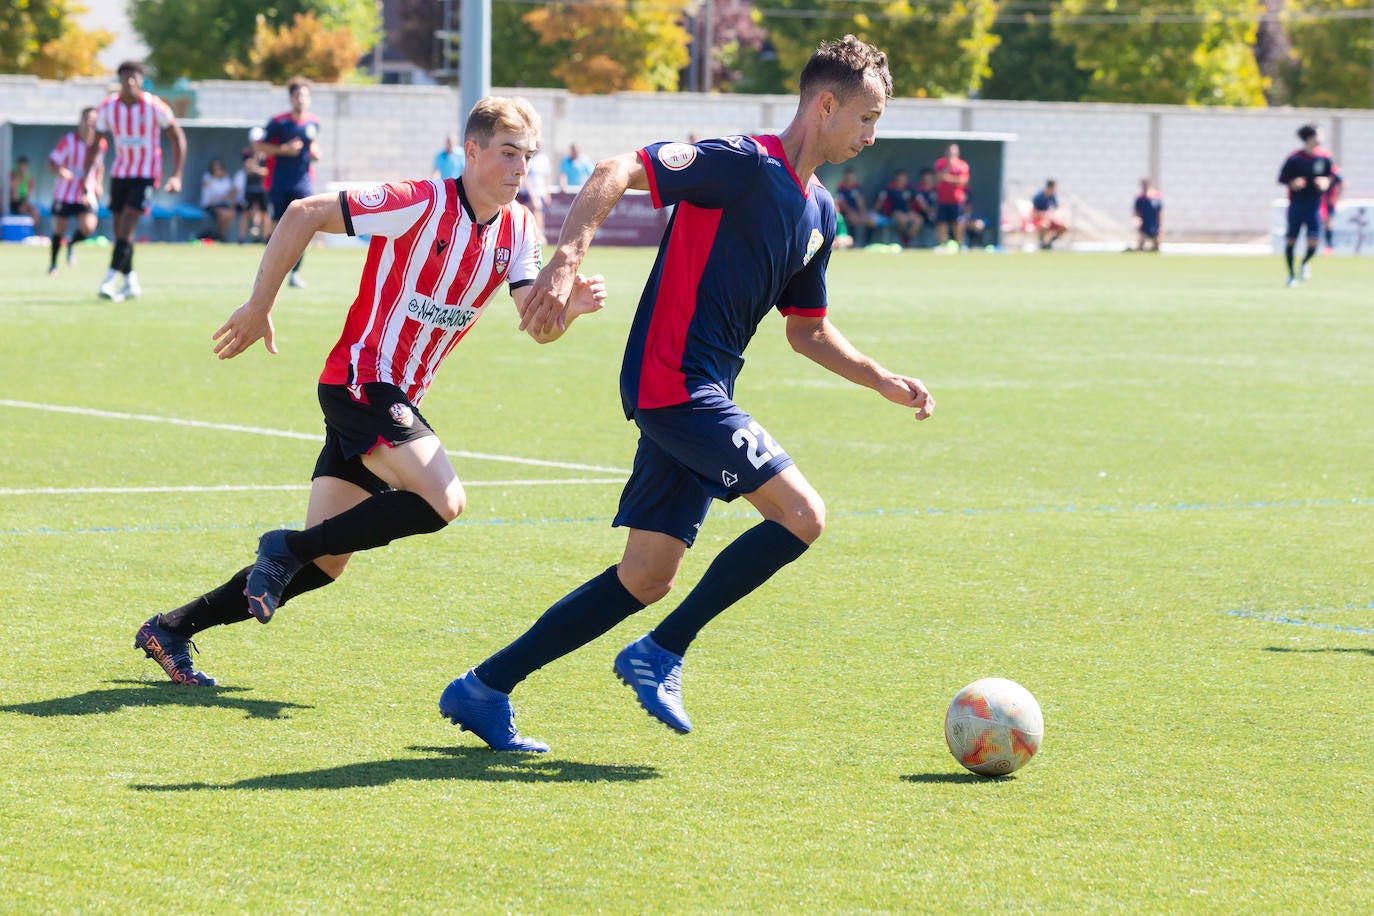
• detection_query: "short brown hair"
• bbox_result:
[464,96,542,148]
[799,35,892,103]
[288,77,313,95]
[116,60,145,77]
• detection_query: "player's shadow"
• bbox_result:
[1264,646,1374,657]
[132,745,661,791]
[901,772,1015,784]
[0,680,310,721]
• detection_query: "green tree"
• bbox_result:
[982,14,1093,101]
[752,0,1004,98]
[1052,0,1267,105]
[522,1,693,93]
[490,1,560,88]
[130,0,379,80]
[0,0,112,77]
[226,12,364,83]
[1282,0,1374,108]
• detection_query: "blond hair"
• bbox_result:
[464,96,542,149]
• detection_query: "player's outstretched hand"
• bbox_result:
[213,302,277,359]
[567,273,606,319]
[881,375,935,420]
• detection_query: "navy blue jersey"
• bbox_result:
[623,135,834,416]
[1135,192,1162,235]
[1032,190,1057,212]
[263,111,320,195]
[1278,147,1335,203]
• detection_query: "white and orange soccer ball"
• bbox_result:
[944,677,1044,777]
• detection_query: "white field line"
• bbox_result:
[0,399,628,474]
[0,480,624,495]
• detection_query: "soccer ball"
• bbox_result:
[944,677,1044,777]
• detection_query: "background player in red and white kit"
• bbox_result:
[439,36,934,753]
[84,60,186,302]
[133,96,606,687]
[46,106,106,275]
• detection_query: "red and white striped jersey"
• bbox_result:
[49,132,107,205]
[321,178,542,405]
[94,92,175,180]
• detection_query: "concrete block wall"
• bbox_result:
[5,74,1371,240]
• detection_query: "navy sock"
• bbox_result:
[476,566,645,694]
[651,520,809,657]
[1284,246,1295,276]
[159,562,335,636]
[1301,246,1317,266]
[284,489,448,562]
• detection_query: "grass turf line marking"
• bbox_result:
[1227,608,1374,636]
[0,399,627,474]
[0,479,625,496]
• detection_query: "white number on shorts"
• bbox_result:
[731,421,781,469]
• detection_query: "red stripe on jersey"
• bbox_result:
[49,133,103,204]
[415,181,460,297]
[361,196,437,388]
[98,93,171,180]
[638,148,663,207]
[638,202,722,409]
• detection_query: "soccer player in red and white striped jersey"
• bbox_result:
[134,97,606,689]
[46,106,106,274]
[83,60,186,302]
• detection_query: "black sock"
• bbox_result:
[1301,246,1317,266]
[159,562,336,636]
[284,489,448,562]
[651,520,809,656]
[293,254,304,274]
[122,240,135,274]
[1284,246,1295,276]
[50,235,62,269]
[476,566,645,694]
[69,230,87,251]
[111,238,129,273]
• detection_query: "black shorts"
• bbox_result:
[9,199,31,216]
[239,189,268,212]
[312,382,437,494]
[109,177,155,213]
[52,201,94,219]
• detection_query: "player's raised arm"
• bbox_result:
[518,152,647,338]
[212,192,347,359]
[785,314,934,420]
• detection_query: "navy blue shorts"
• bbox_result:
[936,202,961,225]
[613,394,794,546]
[312,383,435,495]
[271,187,311,222]
[1287,200,1322,239]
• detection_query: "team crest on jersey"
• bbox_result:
[802,228,824,266]
[389,403,414,428]
[495,247,510,275]
[356,186,388,209]
[658,143,696,171]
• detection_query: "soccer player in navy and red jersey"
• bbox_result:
[439,36,935,753]
[132,97,605,687]
[1133,178,1163,252]
[46,106,106,275]
[84,60,185,302]
[1278,123,1339,287]
[257,77,321,288]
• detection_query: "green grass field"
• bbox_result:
[1,241,1371,913]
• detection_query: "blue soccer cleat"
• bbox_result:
[244,528,302,623]
[439,670,549,753]
[135,616,217,686]
[614,634,692,734]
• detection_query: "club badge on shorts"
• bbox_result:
[389,402,414,428]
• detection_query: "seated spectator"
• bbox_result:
[1133,178,1163,252]
[912,168,938,246]
[833,166,886,247]
[960,194,988,248]
[8,156,41,224]
[200,158,236,241]
[558,142,593,192]
[875,168,921,247]
[1031,179,1069,249]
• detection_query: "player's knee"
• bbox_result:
[782,497,826,544]
[430,485,466,522]
[314,554,350,579]
[619,566,676,605]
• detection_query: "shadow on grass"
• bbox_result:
[0,680,311,720]
[131,745,661,791]
[901,772,1014,784]
[1264,646,1374,657]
